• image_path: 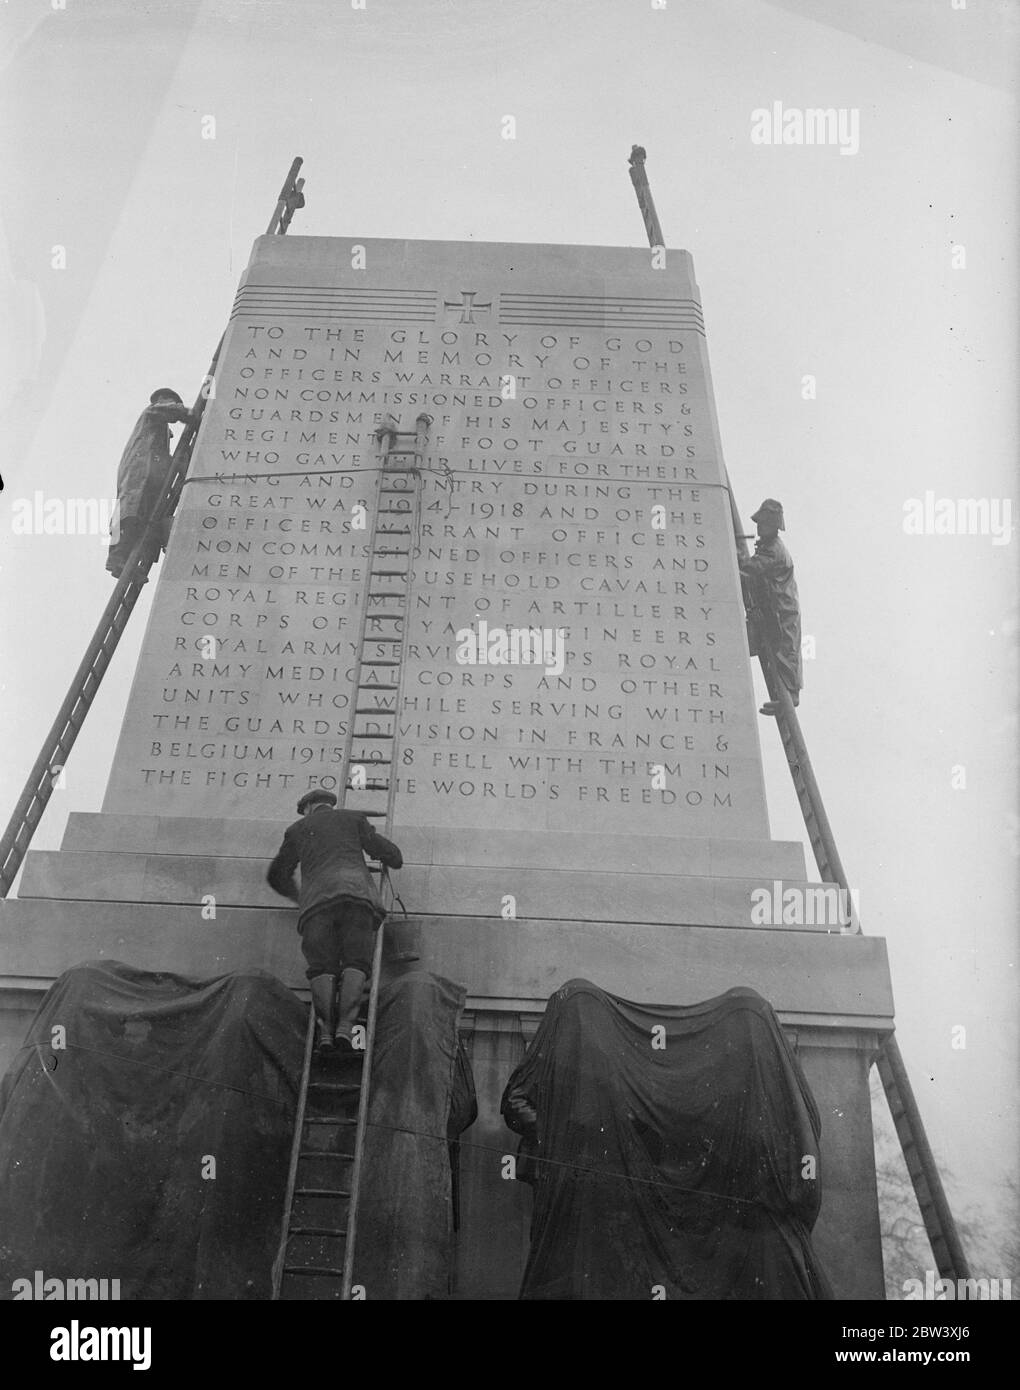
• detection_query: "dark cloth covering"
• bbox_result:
[501,978,832,1301]
[0,961,304,1299]
[740,534,803,694]
[266,807,402,929]
[0,962,475,1301]
[356,971,477,1298]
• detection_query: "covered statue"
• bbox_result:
[501,978,833,1300]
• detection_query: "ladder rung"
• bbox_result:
[304,1116,357,1126]
[308,1082,361,1093]
[295,1184,354,1195]
[298,1154,354,1165]
[289,1227,348,1238]
[756,669,969,1282]
[282,1265,345,1278]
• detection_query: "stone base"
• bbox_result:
[0,810,894,1300]
[19,812,815,930]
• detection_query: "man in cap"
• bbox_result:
[266,790,403,1052]
[106,387,195,578]
[739,498,802,715]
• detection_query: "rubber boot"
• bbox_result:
[334,969,368,1047]
[309,974,337,1053]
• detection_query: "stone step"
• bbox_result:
[0,896,894,1028]
[17,848,836,931]
[59,811,807,880]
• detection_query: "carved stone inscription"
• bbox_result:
[102,239,769,837]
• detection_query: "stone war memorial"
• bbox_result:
[0,226,896,1300]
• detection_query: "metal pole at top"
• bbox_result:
[627,144,665,249]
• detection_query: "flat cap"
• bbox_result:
[296,789,338,814]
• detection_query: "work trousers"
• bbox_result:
[300,901,377,980]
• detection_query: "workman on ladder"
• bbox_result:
[739,498,802,715]
[266,790,403,1053]
[106,388,195,578]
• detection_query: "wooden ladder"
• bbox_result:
[271,415,431,1301]
[735,495,971,1284]
[0,156,306,898]
[0,351,219,898]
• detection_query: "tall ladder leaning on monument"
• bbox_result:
[271,412,431,1303]
[735,513,972,1288]
[0,156,308,899]
[628,145,971,1286]
[0,349,217,898]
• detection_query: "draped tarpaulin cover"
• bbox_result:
[356,970,477,1299]
[0,961,303,1300]
[0,961,474,1300]
[500,979,833,1301]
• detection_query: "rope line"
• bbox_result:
[180,467,733,491]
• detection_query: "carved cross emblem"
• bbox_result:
[443,290,492,324]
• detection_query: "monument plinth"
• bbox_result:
[1,233,894,1298]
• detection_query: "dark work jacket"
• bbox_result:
[115,402,192,521]
[266,808,403,930]
[739,535,803,694]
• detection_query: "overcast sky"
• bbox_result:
[1,0,1017,1276]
